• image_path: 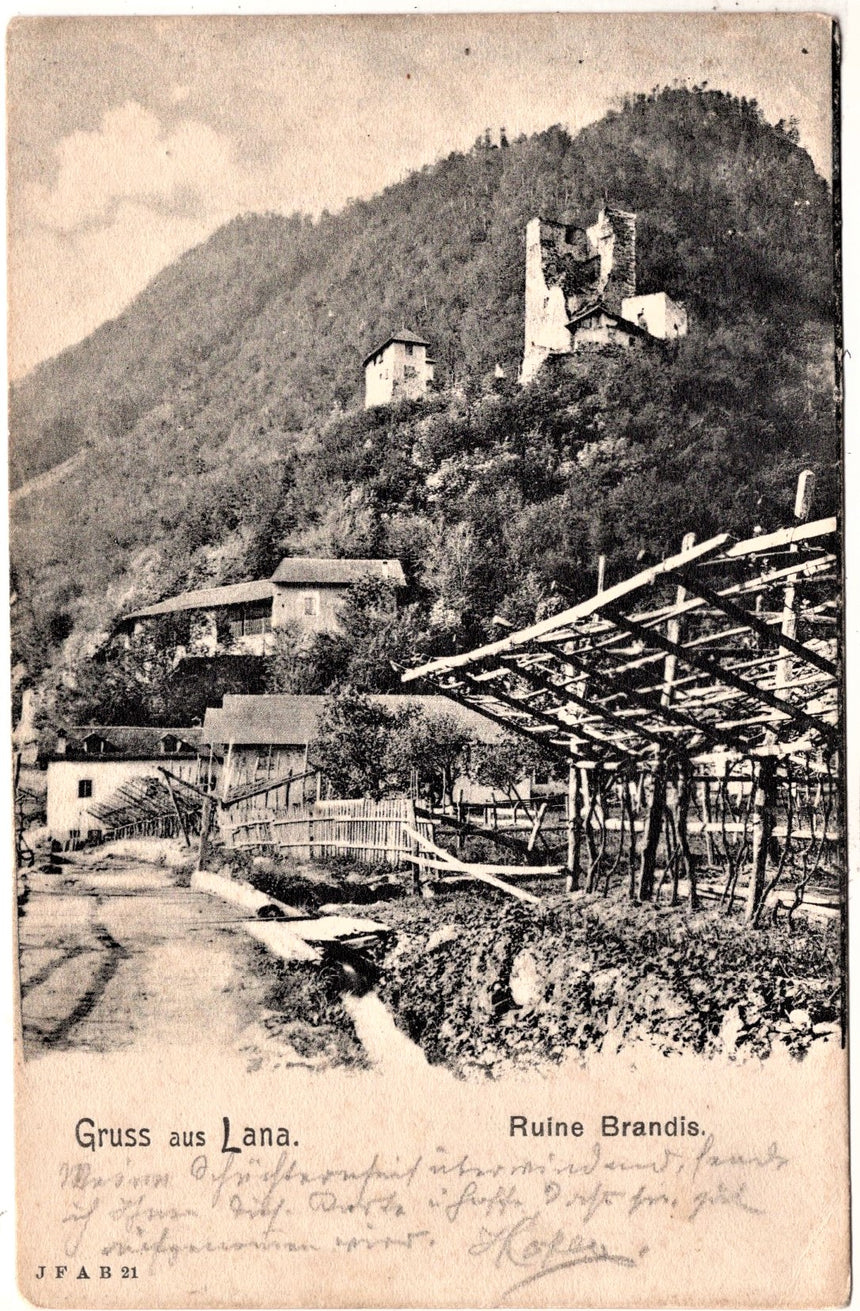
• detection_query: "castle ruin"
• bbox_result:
[520,206,687,383]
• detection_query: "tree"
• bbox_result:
[469,732,553,799]
[264,622,341,694]
[54,626,179,725]
[310,691,476,802]
[310,691,397,799]
[335,579,427,692]
[384,706,473,806]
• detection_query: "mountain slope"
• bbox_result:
[10,87,837,698]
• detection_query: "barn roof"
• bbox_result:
[202,694,503,748]
[269,557,406,586]
[54,725,202,761]
[362,328,429,367]
[122,579,274,623]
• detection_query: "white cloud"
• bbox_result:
[9,198,215,377]
[9,102,264,376]
[23,101,239,234]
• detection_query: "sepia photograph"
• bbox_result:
[7,11,848,1307]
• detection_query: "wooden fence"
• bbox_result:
[221,796,434,867]
[98,811,188,844]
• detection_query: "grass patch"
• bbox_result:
[249,940,367,1068]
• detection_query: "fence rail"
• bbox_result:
[98,811,186,844]
[221,796,433,867]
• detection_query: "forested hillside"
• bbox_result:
[10,87,837,714]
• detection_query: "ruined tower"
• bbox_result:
[520,205,685,383]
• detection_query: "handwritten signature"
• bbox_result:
[470,1212,642,1299]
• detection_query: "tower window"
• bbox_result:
[78,779,93,799]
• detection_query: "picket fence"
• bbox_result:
[221,796,433,867]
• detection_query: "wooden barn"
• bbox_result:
[116,556,406,657]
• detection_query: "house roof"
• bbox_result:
[54,725,203,761]
[362,328,429,368]
[270,557,406,587]
[121,579,274,624]
[120,558,406,625]
[566,300,648,337]
[202,694,504,748]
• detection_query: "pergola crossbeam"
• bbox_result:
[601,604,838,747]
[665,567,837,675]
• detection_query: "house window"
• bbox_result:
[405,342,414,356]
[78,779,93,799]
[68,829,80,841]
[303,593,320,617]
[160,735,178,754]
[227,600,273,638]
[244,600,273,635]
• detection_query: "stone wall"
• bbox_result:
[521,207,638,382]
[587,207,636,311]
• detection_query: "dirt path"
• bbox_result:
[17,856,337,1068]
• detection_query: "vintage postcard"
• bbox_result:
[8,11,848,1307]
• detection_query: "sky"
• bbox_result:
[6,12,835,380]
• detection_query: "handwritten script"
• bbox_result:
[54,1132,789,1299]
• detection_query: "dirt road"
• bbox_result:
[17,853,341,1068]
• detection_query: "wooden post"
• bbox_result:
[162,771,190,847]
[596,554,606,595]
[776,470,815,691]
[637,758,667,902]
[676,763,698,909]
[700,778,716,868]
[565,754,582,892]
[662,531,696,706]
[196,794,213,872]
[221,739,234,801]
[745,756,777,923]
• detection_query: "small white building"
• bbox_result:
[622,291,688,340]
[46,725,203,843]
[363,329,434,408]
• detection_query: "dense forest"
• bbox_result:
[10,87,838,721]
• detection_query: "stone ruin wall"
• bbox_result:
[521,207,638,382]
[587,208,636,313]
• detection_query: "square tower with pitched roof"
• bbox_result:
[363,328,435,408]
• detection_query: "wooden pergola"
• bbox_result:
[87,773,202,846]
[402,505,840,921]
